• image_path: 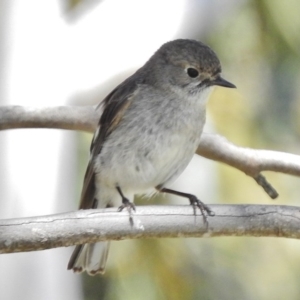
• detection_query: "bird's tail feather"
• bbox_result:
[67,241,110,275]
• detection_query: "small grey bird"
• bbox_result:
[68,39,235,275]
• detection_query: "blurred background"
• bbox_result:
[0,0,300,299]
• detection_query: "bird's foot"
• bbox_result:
[117,198,136,213]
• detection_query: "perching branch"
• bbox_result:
[1,205,300,254]
[1,105,300,198]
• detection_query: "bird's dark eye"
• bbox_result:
[187,68,199,78]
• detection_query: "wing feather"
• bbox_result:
[78,78,139,209]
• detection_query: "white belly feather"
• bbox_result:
[94,86,213,197]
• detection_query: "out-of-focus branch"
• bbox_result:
[1,105,300,198]
[0,105,98,132]
[1,205,300,254]
[197,134,300,199]
[197,133,300,178]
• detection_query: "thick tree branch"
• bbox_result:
[1,105,300,199]
[1,205,299,254]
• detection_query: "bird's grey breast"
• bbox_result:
[95,83,209,192]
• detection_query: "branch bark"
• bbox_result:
[1,205,300,254]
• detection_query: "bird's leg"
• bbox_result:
[91,199,98,209]
[156,187,215,226]
[116,186,136,213]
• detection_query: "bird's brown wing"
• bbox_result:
[78,78,139,210]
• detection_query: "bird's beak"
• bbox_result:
[212,76,236,89]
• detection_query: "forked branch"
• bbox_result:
[1,105,300,198]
